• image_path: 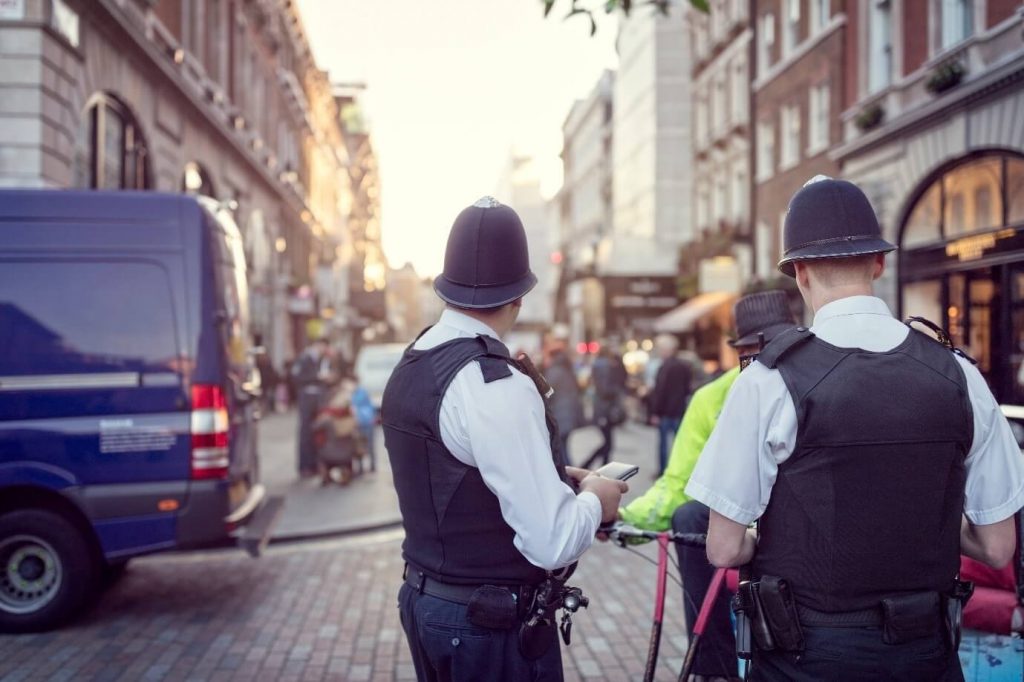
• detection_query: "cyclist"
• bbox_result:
[619,290,795,681]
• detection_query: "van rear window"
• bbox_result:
[0,261,179,377]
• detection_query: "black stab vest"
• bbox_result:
[381,333,563,586]
[753,327,974,612]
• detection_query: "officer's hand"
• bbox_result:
[565,466,591,486]
[595,510,622,542]
[579,474,628,524]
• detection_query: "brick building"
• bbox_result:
[0,0,364,369]
[750,0,846,282]
[834,1,1024,405]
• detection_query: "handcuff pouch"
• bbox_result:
[881,592,940,645]
[466,585,519,630]
[758,576,804,652]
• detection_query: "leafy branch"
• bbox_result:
[542,0,708,35]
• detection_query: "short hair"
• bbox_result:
[448,301,515,316]
[803,254,878,287]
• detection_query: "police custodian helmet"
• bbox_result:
[433,196,538,309]
[778,176,896,277]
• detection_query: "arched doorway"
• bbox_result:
[73,93,151,190]
[898,150,1024,404]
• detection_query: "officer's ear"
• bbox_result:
[871,253,886,281]
[510,299,523,309]
[793,261,812,291]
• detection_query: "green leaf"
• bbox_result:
[689,0,710,13]
[604,0,618,12]
[543,0,556,18]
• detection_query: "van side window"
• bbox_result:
[0,261,179,377]
[209,215,251,382]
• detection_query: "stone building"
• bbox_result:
[0,0,358,370]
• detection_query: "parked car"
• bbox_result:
[0,190,282,632]
[354,343,407,410]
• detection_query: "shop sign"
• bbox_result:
[945,229,1015,262]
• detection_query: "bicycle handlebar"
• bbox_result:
[600,523,707,548]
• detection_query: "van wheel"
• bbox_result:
[0,509,99,633]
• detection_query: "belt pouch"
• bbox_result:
[881,592,940,645]
[736,580,774,651]
[466,585,519,630]
[757,576,803,652]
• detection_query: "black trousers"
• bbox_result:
[672,500,737,677]
[751,625,964,681]
[397,583,563,682]
[580,422,613,469]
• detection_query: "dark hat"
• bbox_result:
[777,176,896,277]
[729,290,796,347]
[433,197,538,309]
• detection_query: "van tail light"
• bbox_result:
[191,384,229,480]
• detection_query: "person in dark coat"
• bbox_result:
[580,345,627,469]
[546,347,583,463]
[291,337,330,477]
[648,333,693,475]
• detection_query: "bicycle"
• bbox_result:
[604,523,733,682]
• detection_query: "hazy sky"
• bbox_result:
[295,1,618,277]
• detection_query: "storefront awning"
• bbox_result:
[653,291,734,333]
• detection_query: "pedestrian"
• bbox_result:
[546,345,584,463]
[291,337,331,478]
[350,374,377,473]
[382,196,627,682]
[618,290,796,681]
[688,177,1024,680]
[580,344,627,470]
[647,333,692,475]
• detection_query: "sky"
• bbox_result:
[295,0,619,277]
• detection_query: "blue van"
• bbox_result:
[0,190,282,632]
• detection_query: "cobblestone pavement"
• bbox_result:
[0,528,698,682]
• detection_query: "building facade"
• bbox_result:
[834,1,1024,406]
[610,3,693,277]
[751,0,846,282]
[0,0,357,370]
[556,70,615,346]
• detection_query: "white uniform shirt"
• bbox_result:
[686,295,1024,527]
[413,309,602,570]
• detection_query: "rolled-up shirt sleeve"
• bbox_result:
[684,362,795,525]
[441,364,601,571]
[959,357,1024,525]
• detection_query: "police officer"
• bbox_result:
[383,197,627,682]
[685,177,1024,680]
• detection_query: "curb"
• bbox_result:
[268,518,404,546]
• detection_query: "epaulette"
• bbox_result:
[756,327,815,368]
[474,334,514,383]
[904,316,978,365]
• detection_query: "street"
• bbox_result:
[0,419,699,682]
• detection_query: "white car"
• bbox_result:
[354,343,407,409]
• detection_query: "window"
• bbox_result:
[1009,159,1024,225]
[868,0,893,94]
[697,185,710,231]
[696,95,709,149]
[937,0,973,52]
[714,173,727,225]
[731,59,748,124]
[779,104,801,170]
[759,13,776,77]
[807,83,830,154]
[731,163,748,221]
[903,182,942,247]
[73,94,150,190]
[756,119,775,181]
[810,0,830,34]
[782,0,800,57]
[712,75,726,137]
[0,262,178,376]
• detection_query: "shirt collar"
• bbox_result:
[812,295,894,329]
[438,308,502,340]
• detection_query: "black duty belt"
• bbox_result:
[796,604,884,628]
[403,564,535,606]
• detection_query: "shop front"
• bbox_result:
[899,151,1024,406]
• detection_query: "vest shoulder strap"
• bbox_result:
[757,327,816,369]
[904,317,978,365]
[471,334,515,383]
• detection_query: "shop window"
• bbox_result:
[1008,158,1024,225]
[73,94,150,190]
[903,183,942,247]
[903,280,943,331]
[943,157,1002,236]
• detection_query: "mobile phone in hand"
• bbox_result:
[594,461,639,481]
